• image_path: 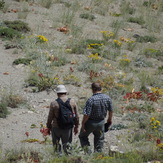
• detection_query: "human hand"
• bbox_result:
[74,126,78,135]
[81,125,86,132]
[107,120,112,127]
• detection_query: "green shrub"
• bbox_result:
[71,39,105,54]
[1,94,27,108]
[25,72,60,92]
[79,13,95,21]
[158,66,163,73]
[13,58,32,65]
[4,20,30,32]
[0,27,21,39]
[135,35,157,43]
[39,0,53,9]
[134,57,153,67]
[0,102,9,118]
[128,16,145,25]
[143,48,162,58]
[0,0,5,10]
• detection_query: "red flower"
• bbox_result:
[38,73,44,77]
[70,67,74,72]
[156,139,161,144]
[25,132,29,137]
[40,128,50,136]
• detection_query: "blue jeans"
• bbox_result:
[79,119,105,152]
[51,127,72,154]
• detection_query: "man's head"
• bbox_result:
[91,82,102,92]
[56,85,67,95]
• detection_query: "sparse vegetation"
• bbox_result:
[0,0,163,162]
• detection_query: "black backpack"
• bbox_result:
[56,98,74,129]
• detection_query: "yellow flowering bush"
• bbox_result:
[157,143,163,152]
[119,58,131,67]
[87,43,103,49]
[113,39,122,48]
[37,35,48,42]
[120,36,135,43]
[151,87,163,95]
[88,53,102,63]
[150,117,161,129]
[100,31,114,41]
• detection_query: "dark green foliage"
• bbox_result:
[135,35,157,43]
[128,16,145,25]
[110,124,128,130]
[143,1,153,7]
[79,13,95,21]
[4,20,31,32]
[0,0,5,10]
[158,65,163,73]
[0,102,9,118]
[13,58,32,65]
[0,28,21,39]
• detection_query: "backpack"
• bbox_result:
[56,98,74,129]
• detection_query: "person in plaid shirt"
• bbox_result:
[79,82,113,153]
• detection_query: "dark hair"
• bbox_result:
[91,82,102,91]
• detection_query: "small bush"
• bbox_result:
[39,0,53,9]
[13,58,32,65]
[1,94,26,108]
[158,66,163,73]
[134,57,153,67]
[143,48,162,58]
[0,102,9,118]
[128,16,145,25]
[0,0,5,10]
[79,13,95,21]
[135,35,157,43]
[71,39,105,54]
[4,20,30,32]
[0,27,21,39]
[25,73,60,92]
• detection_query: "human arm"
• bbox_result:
[107,111,113,126]
[81,115,89,132]
[70,99,79,135]
[46,102,55,134]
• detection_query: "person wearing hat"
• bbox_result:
[46,85,79,155]
[79,82,113,153]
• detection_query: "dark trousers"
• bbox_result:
[79,119,104,153]
[51,127,72,154]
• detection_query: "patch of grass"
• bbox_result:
[0,27,21,39]
[13,58,32,65]
[39,0,53,9]
[128,16,145,25]
[120,1,136,15]
[0,0,5,10]
[0,102,9,118]
[25,72,60,92]
[158,66,163,74]
[79,13,96,21]
[1,94,27,108]
[134,57,153,67]
[71,39,105,54]
[143,48,162,58]
[135,35,157,43]
[4,20,30,32]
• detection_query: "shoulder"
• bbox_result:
[50,101,58,108]
[69,98,77,106]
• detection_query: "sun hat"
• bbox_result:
[55,85,67,93]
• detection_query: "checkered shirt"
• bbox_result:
[83,93,113,120]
